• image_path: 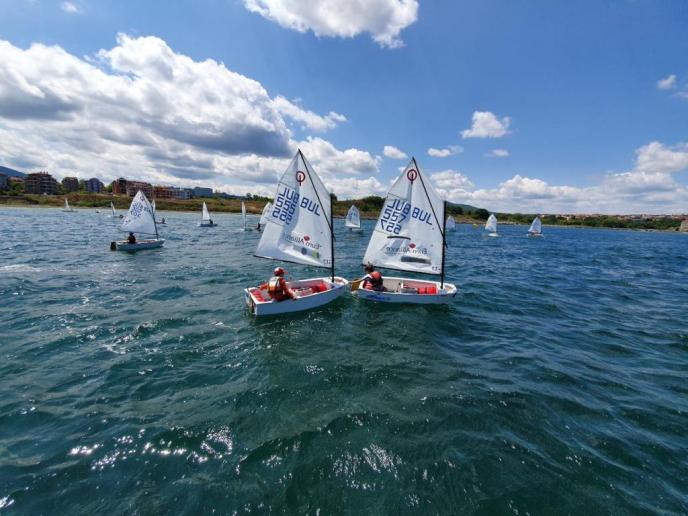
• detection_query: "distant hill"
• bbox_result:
[448,202,480,213]
[0,166,25,177]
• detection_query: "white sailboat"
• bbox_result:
[62,198,75,212]
[240,201,252,231]
[355,157,457,304]
[244,149,349,316]
[528,216,543,237]
[257,202,272,232]
[485,214,498,237]
[446,215,456,231]
[110,190,164,251]
[345,205,362,232]
[110,201,117,218]
[152,199,165,224]
[199,201,216,227]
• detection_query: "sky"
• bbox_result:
[0,0,687,214]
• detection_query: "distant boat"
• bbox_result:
[152,199,165,224]
[528,216,543,237]
[62,198,75,212]
[241,201,252,231]
[446,215,456,231]
[257,202,272,232]
[110,190,164,251]
[110,201,117,218]
[485,214,498,237]
[355,157,458,304]
[345,205,362,231]
[199,201,216,227]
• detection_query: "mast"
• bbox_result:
[330,194,335,281]
[441,201,447,288]
[152,197,159,239]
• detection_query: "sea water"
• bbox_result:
[0,207,686,513]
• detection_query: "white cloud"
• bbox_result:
[486,149,509,158]
[0,34,379,195]
[657,74,677,90]
[427,145,462,158]
[242,0,418,48]
[634,141,688,174]
[431,170,474,190]
[60,1,81,13]
[326,176,386,199]
[383,145,407,160]
[273,96,346,132]
[461,111,511,139]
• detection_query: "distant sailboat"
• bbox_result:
[241,201,252,231]
[485,214,498,237]
[446,215,456,231]
[345,205,362,232]
[110,191,164,251]
[528,216,543,237]
[62,198,74,212]
[199,201,216,227]
[257,202,272,232]
[110,201,117,218]
[152,199,165,224]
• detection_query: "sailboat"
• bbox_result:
[528,216,543,237]
[240,201,252,231]
[345,205,362,232]
[62,198,75,212]
[257,202,272,232]
[110,190,164,251]
[244,149,349,316]
[446,215,456,231]
[355,157,457,304]
[110,201,117,218]
[485,214,498,237]
[199,201,216,227]
[152,199,165,224]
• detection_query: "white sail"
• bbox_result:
[152,199,156,213]
[242,201,247,229]
[255,150,333,269]
[120,190,157,236]
[110,201,116,217]
[64,199,70,210]
[485,214,497,233]
[260,202,272,225]
[202,202,211,222]
[446,216,456,231]
[529,216,542,234]
[345,205,361,229]
[362,158,445,275]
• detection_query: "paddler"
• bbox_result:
[260,267,295,301]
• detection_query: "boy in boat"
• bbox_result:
[127,232,136,244]
[361,263,385,291]
[260,267,295,302]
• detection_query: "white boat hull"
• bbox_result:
[486,232,499,237]
[110,239,165,251]
[527,232,543,237]
[245,276,349,316]
[355,276,457,304]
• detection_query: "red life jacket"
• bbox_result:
[267,276,289,300]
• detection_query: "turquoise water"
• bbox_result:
[1,207,686,514]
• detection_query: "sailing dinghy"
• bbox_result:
[528,216,543,237]
[240,201,252,231]
[257,202,272,231]
[110,190,164,251]
[446,215,456,231]
[355,157,457,304]
[244,149,349,316]
[152,200,165,224]
[199,202,216,227]
[485,214,498,237]
[62,198,75,212]
[345,205,362,232]
[110,201,117,217]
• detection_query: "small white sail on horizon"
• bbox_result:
[345,205,361,230]
[199,201,215,226]
[62,198,74,212]
[528,216,542,236]
[485,214,498,236]
[446,215,456,231]
[259,202,272,226]
[110,201,116,217]
[241,201,248,230]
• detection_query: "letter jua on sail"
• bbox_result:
[362,158,445,275]
[345,205,361,229]
[255,150,333,269]
[120,191,157,235]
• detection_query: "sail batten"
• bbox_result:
[254,150,333,270]
[345,205,361,229]
[362,158,445,275]
[120,191,157,236]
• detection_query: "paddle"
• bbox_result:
[350,278,362,291]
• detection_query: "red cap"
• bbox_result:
[274,267,285,276]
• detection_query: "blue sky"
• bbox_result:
[0,0,687,213]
